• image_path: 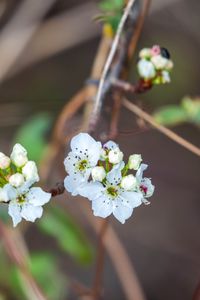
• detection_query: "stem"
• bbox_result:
[123,98,200,157]
[92,218,109,300]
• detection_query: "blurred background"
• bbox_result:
[0,0,199,299]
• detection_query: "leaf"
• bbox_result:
[153,105,187,126]
[99,0,124,11]
[181,97,200,125]
[13,113,52,163]
[38,206,94,265]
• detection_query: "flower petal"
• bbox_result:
[113,199,133,224]
[120,191,143,208]
[106,162,124,185]
[92,196,113,218]
[64,175,87,196]
[79,181,104,201]
[8,202,22,227]
[136,163,148,181]
[27,187,51,206]
[21,203,43,222]
[103,141,118,150]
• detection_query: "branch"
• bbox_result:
[123,98,200,157]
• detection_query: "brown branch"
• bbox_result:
[92,218,109,300]
[0,220,48,300]
[123,98,200,157]
[193,282,200,300]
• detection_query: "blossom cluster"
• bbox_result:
[0,144,51,226]
[64,133,154,224]
[137,45,173,84]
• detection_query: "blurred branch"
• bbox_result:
[0,0,57,82]
[89,0,138,130]
[0,220,48,300]
[123,98,200,157]
[10,2,100,79]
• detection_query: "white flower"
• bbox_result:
[121,174,137,191]
[137,59,156,79]
[0,152,10,169]
[79,163,142,224]
[139,48,151,59]
[161,70,170,83]
[108,147,123,164]
[91,166,106,182]
[22,161,39,183]
[9,173,24,188]
[64,133,102,195]
[128,154,142,170]
[0,184,13,202]
[136,164,155,201]
[7,185,51,227]
[151,55,168,70]
[10,144,28,167]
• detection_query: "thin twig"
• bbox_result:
[89,0,137,130]
[0,220,48,300]
[92,218,109,300]
[123,98,200,157]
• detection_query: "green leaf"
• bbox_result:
[181,97,200,125]
[99,0,124,11]
[13,113,52,163]
[153,105,187,126]
[38,206,94,265]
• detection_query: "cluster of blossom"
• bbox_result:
[0,144,51,227]
[64,133,154,224]
[137,45,173,84]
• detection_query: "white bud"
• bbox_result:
[0,187,9,202]
[9,173,24,188]
[151,55,168,69]
[165,60,173,70]
[10,144,28,167]
[121,175,137,191]
[128,154,142,170]
[139,48,151,59]
[108,148,124,164]
[91,166,106,182]
[137,59,156,79]
[0,152,10,169]
[22,161,39,182]
[161,71,170,83]
[100,149,107,160]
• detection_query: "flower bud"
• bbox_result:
[151,55,168,69]
[139,48,151,59]
[108,148,123,164]
[0,152,10,169]
[150,45,161,56]
[137,59,156,79]
[10,144,28,167]
[121,175,137,191]
[22,161,39,182]
[100,149,107,160]
[91,166,106,182]
[128,154,142,170]
[9,173,24,187]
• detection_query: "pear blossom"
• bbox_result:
[64,133,102,195]
[92,166,106,182]
[136,164,155,203]
[22,161,39,183]
[64,133,155,224]
[128,154,142,170]
[137,45,173,84]
[10,143,28,167]
[6,184,51,227]
[0,152,10,169]
[108,147,123,164]
[79,163,143,224]
[9,173,25,188]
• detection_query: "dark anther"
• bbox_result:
[161,47,170,59]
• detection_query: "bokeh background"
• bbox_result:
[0,0,199,299]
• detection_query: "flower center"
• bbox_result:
[140,184,148,195]
[17,195,26,204]
[78,159,88,171]
[106,186,118,198]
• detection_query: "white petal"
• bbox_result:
[120,191,143,208]
[140,178,155,198]
[103,141,118,150]
[64,175,86,196]
[8,202,22,227]
[27,187,51,206]
[106,162,124,185]
[92,196,113,218]
[64,152,78,174]
[79,181,104,200]
[21,204,43,222]
[113,199,133,224]
[136,163,148,181]
[22,161,39,183]
[4,184,18,201]
[18,180,34,194]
